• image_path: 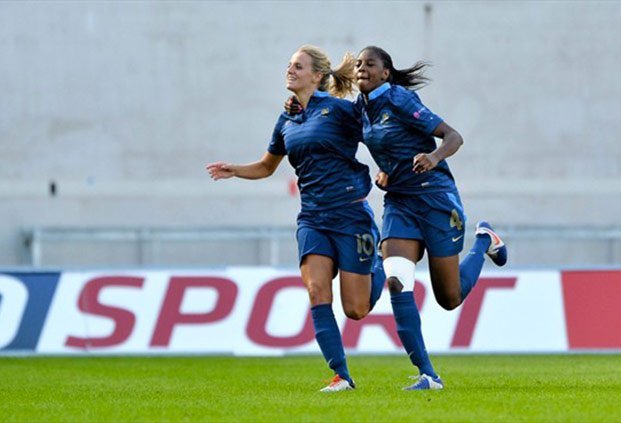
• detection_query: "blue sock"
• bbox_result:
[391,292,436,377]
[459,235,492,300]
[311,303,351,383]
[369,255,386,310]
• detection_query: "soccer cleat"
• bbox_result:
[319,375,355,393]
[475,221,507,267]
[403,374,444,391]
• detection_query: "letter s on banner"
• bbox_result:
[65,276,145,349]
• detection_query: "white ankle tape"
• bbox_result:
[383,256,416,291]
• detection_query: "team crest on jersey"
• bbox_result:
[381,113,390,124]
[321,108,330,117]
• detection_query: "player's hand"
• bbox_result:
[206,162,235,180]
[284,96,303,115]
[375,171,389,188]
[413,153,439,174]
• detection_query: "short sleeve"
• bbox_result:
[267,115,287,156]
[390,89,443,135]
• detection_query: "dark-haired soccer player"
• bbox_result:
[353,46,507,390]
[287,46,508,390]
[207,45,384,393]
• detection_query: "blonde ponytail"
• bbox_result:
[297,45,356,98]
[328,53,356,98]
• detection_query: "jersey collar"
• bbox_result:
[284,90,329,121]
[368,82,391,101]
[313,90,330,98]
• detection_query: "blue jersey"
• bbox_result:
[354,83,456,195]
[268,90,371,211]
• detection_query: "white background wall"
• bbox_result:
[1,1,620,266]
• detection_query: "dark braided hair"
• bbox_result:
[360,46,430,91]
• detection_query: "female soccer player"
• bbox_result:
[353,46,508,390]
[207,45,384,393]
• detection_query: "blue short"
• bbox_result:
[296,201,380,275]
[382,190,466,257]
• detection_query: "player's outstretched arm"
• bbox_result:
[413,122,464,174]
[206,152,284,181]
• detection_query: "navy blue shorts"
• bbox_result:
[296,201,380,275]
[381,190,466,257]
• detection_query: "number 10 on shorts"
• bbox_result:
[356,233,375,256]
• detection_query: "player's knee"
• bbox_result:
[344,309,367,321]
[387,276,404,294]
[306,282,331,306]
[343,304,368,321]
[384,257,415,292]
[437,292,462,311]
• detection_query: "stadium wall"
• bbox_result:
[1,1,621,267]
[2,268,620,355]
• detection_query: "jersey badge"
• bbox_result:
[321,108,330,117]
[381,113,390,125]
[413,106,427,120]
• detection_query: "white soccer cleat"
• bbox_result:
[319,375,355,392]
[403,374,444,391]
[475,221,508,266]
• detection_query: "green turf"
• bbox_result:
[1,355,620,422]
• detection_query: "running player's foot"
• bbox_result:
[320,375,355,392]
[475,221,507,267]
[403,374,444,390]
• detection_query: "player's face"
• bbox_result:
[286,51,320,93]
[355,50,389,94]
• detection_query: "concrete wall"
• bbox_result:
[1,1,620,266]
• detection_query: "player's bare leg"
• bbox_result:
[300,254,334,306]
[339,271,372,320]
[429,221,508,310]
[302,255,355,392]
[428,255,462,310]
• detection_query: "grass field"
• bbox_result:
[1,355,620,422]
